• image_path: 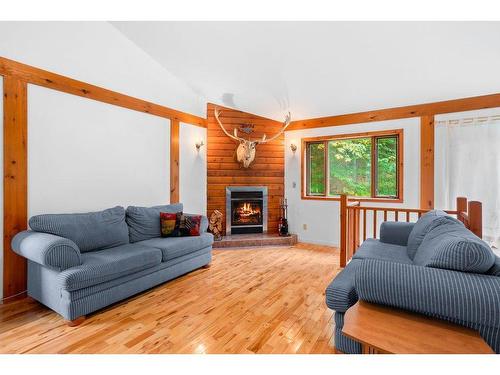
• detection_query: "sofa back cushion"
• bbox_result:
[126,203,183,243]
[413,217,495,273]
[487,256,500,276]
[407,210,447,259]
[29,206,129,253]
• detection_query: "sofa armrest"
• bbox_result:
[11,230,82,271]
[185,213,209,233]
[379,221,415,246]
[354,259,500,328]
[325,259,362,312]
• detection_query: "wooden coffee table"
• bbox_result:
[342,301,494,354]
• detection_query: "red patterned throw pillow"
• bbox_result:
[179,214,202,236]
[160,212,182,237]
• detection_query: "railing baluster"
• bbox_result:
[383,209,387,222]
[355,210,360,249]
[347,208,351,259]
[395,211,399,222]
[373,209,377,238]
[340,195,347,267]
[363,208,367,241]
[406,211,410,222]
[351,209,356,254]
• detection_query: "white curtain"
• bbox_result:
[435,109,500,249]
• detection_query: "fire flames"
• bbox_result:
[239,203,258,216]
[234,202,261,224]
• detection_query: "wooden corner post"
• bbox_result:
[420,115,435,209]
[3,76,28,298]
[340,194,348,267]
[170,119,180,203]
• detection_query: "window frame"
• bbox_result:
[301,129,404,203]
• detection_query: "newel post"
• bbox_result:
[340,194,348,267]
[468,201,482,239]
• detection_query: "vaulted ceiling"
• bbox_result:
[112,21,500,121]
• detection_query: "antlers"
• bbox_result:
[257,112,291,144]
[214,108,291,144]
[214,108,243,142]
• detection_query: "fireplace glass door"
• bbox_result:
[226,187,268,235]
[231,200,263,226]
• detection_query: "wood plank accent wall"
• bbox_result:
[206,103,285,234]
[170,120,180,203]
[3,76,28,298]
[420,116,435,209]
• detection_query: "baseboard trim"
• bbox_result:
[298,239,339,247]
[1,290,27,304]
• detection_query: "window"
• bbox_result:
[303,129,403,201]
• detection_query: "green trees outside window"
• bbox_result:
[305,132,401,199]
[307,143,326,195]
[375,137,398,197]
[329,138,372,196]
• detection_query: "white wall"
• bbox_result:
[285,117,420,246]
[180,123,207,215]
[0,22,205,117]
[28,85,170,215]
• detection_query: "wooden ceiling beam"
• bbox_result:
[0,56,207,127]
[287,93,500,131]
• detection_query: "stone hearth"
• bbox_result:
[212,233,298,248]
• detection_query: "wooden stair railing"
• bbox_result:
[339,194,482,267]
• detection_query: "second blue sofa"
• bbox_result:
[326,210,500,354]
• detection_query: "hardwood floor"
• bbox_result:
[0,243,340,354]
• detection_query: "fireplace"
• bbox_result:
[226,186,268,235]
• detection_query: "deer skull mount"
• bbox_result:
[214,108,291,168]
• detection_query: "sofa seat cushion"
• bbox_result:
[325,259,362,312]
[61,247,211,302]
[352,238,413,264]
[414,218,495,273]
[29,206,129,253]
[136,232,213,262]
[126,203,183,243]
[406,210,448,259]
[58,244,162,291]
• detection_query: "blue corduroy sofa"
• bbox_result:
[12,203,213,323]
[325,210,500,354]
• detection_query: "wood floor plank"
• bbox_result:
[0,244,340,354]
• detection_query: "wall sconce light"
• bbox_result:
[290,143,297,153]
[195,140,205,151]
